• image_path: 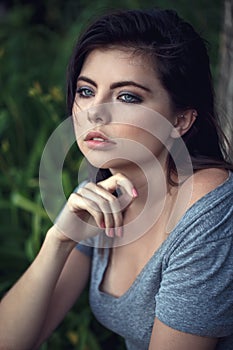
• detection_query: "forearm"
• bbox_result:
[0,228,76,350]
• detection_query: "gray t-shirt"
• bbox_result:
[77,172,233,349]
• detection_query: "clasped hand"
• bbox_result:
[53,173,138,242]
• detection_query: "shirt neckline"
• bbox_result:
[97,171,233,301]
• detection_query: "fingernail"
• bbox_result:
[117,227,123,238]
[100,221,105,228]
[106,228,114,237]
[132,188,138,198]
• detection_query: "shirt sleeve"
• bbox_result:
[155,234,233,338]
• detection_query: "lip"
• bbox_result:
[84,131,110,141]
[84,130,116,150]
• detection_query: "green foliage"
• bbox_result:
[0,0,223,349]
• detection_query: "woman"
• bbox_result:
[1,8,233,350]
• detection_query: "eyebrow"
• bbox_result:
[77,75,151,93]
[77,76,97,87]
[110,81,151,93]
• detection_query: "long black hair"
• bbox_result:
[67,8,233,183]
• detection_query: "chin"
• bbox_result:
[87,156,130,170]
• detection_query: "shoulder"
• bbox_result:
[167,168,232,244]
[167,168,232,235]
[184,168,230,209]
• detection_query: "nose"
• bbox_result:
[87,103,111,125]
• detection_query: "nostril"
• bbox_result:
[87,104,111,124]
[87,110,102,123]
[96,117,103,123]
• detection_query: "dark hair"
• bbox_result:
[67,8,233,183]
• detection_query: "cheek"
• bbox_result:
[119,108,174,143]
[72,109,90,143]
[119,125,172,154]
[134,133,168,158]
[72,98,89,125]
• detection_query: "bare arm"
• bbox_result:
[34,246,91,349]
[0,228,88,350]
[0,173,136,350]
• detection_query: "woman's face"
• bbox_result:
[72,47,177,170]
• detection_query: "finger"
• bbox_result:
[97,173,137,237]
[98,172,138,199]
[81,184,123,236]
[78,186,115,231]
[68,192,104,228]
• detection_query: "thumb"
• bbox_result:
[117,190,134,211]
[98,172,138,198]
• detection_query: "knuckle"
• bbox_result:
[68,193,77,203]
[99,198,109,208]
[77,187,85,195]
[114,173,131,186]
[114,172,124,179]
[85,182,95,190]
[88,200,99,212]
[67,193,77,211]
[109,195,118,203]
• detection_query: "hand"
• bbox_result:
[54,173,138,242]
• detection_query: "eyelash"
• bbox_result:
[76,87,143,104]
[118,92,142,104]
[76,87,94,98]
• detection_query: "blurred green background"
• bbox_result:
[0,0,224,349]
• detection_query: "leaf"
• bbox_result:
[11,192,47,218]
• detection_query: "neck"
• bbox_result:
[109,161,176,245]
[110,159,169,209]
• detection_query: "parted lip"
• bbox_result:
[84,131,111,141]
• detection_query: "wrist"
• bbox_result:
[46,226,77,251]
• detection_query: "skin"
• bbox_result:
[0,46,228,350]
[73,47,192,173]
[70,48,223,349]
[72,47,197,239]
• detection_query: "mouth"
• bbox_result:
[85,131,109,142]
[84,131,116,149]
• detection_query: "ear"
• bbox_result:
[170,110,197,139]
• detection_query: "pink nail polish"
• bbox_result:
[132,188,138,198]
[117,227,123,237]
[109,228,114,237]
[106,228,114,237]
[100,221,105,228]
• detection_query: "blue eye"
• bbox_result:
[76,87,94,98]
[118,93,142,104]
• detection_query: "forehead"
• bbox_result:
[80,46,157,76]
